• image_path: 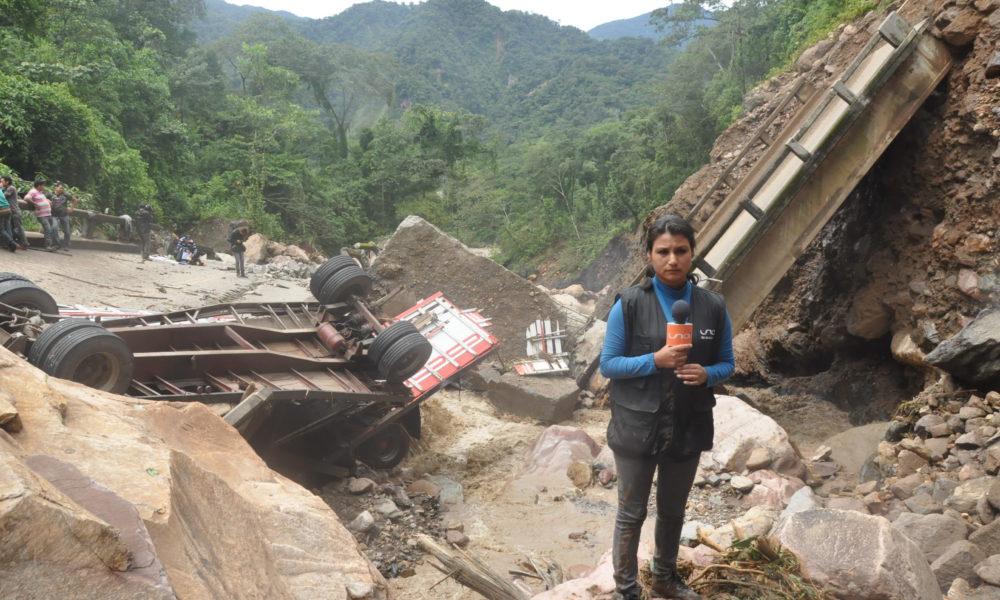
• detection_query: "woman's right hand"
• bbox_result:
[654,343,691,369]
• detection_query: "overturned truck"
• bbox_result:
[0,259,497,476]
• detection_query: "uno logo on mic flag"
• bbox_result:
[666,323,693,346]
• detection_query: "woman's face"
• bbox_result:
[647,232,693,288]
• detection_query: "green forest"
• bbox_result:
[0,0,882,272]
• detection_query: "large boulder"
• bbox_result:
[516,426,600,491]
[244,233,269,265]
[775,509,943,600]
[925,308,1000,386]
[374,216,568,360]
[473,364,579,422]
[190,217,240,255]
[570,319,606,388]
[0,347,387,600]
[700,395,805,478]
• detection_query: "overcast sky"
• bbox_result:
[223,0,668,31]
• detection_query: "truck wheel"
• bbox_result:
[43,326,134,394]
[377,333,432,382]
[0,272,30,285]
[0,280,58,316]
[309,255,359,300]
[28,319,98,367]
[357,424,410,470]
[368,321,420,366]
[317,265,372,304]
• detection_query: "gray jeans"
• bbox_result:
[38,215,59,248]
[10,213,27,246]
[233,249,246,276]
[55,215,72,247]
[612,450,700,595]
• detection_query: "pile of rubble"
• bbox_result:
[321,469,470,579]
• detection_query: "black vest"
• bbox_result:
[607,280,728,457]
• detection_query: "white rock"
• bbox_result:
[700,395,805,478]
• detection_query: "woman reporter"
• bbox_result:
[600,214,734,600]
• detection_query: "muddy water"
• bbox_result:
[392,390,616,599]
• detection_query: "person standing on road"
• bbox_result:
[134,203,155,260]
[1,176,27,249]
[49,182,78,249]
[24,178,59,250]
[600,214,734,600]
[228,224,250,277]
[0,182,15,252]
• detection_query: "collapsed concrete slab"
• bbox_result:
[470,364,579,422]
[0,347,388,600]
[374,216,567,360]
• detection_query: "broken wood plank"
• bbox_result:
[416,534,529,600]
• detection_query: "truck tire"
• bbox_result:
[0,272,30,285]
[377,332,432,382]
[28,318,98,367]
[357,424,410,470]
[309,255,359,300]
[317,265,372,304]
[42,326,134,394]
[0,279,58,316]
[368,321,420,367]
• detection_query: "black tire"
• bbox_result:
[317,265,372,304]
[43,326,134,394]
[309,255,359,300]
[357,424,411,470]
[377,332,433,382]
[0,272,30,285]
[0,280,58,316]
[368,320,421,367]
[28,318,99,367]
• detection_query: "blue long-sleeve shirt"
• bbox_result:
[600,278,735,387]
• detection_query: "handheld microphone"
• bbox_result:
[667,299,692,346]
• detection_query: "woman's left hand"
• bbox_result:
[675,363,707,386]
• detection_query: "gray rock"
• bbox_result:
[976,555,1000,586]
[972,519,1000,556]
[961,408,988,421]
[925,437,951,461]
[427,475,464,506]
[899,449,930,476]
[934,477,961,503]
[989,481,1000,512]
[925,308,1000,386]
[570,319,606,388]
[346,581,374,599]
[373,499,399,517]
[680,520,711,546]
[931,541,986,592]
[781,486,823,519]
[776,509,943,600]
[349,510,375,533]
[947,578,1000,600]
[731,475,755,493]
[474,365,579,423]
[892,473,926,499]
[916,414,947,437]
[348,477,376,495]
[893,512,970,564]
[906,492,944,515]
[957,432,984,448]
[949,478,997,514]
